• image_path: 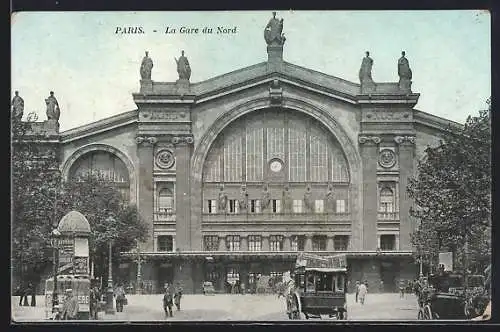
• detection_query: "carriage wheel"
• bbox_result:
[417,308,424,320]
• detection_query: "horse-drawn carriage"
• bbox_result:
[286,253,348,320]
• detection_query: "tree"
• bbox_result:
[408,98,491,273]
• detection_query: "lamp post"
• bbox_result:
[105,215,116,315]
[135,240,142,295]
[51,229,61,314]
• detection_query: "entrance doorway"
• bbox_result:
[380,261,396,292]
[158,263,174,293]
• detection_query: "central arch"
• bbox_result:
[190,96,364,250]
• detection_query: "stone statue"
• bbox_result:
[264,12,285,46]
[239,186,248,211]
[175,50,191,81]
[11,91,24,121]
[261,184,271,210]
[398,51,412,81]
[303,186,313,212]
[140,51,153,80]
[359,51,374,83]
[325,185,335,213]
[45,91,60,121]
[218,187,228,212]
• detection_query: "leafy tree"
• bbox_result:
[408,99,491,273]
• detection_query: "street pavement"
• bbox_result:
[12,293,420,322]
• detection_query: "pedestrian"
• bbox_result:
[61,289,79,320]
[30,283,36,307]
[90,286,100,320]
[174,282,183,311]
[379,280,384,293]
[114,283,126,312]
[163,283,174,318]
[358,282,368,305]
[355,281,360,303]
[17,284,25,306]
[399,280,405,298]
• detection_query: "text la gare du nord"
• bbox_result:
[115,26,238,34]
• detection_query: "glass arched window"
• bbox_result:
[158,188,174,214]
[379,187,394,213]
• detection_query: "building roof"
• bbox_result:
[57,210,91,234]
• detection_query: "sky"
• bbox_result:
[11,10,491,131]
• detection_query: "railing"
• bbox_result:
[377,212,399,221]
[202,212,351,224]
[154,210,176,222]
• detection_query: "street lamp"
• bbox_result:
[135,239,143,295]
[105,215,116,315]
[51,228,61,314]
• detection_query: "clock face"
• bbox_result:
[270,160,283,172]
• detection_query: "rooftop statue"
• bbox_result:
[359,51,374,83]
[175,50,191,81]
[398,51,412,81]
[264,12,286,46]
[45,91,60,121]
[140,51,153,80]
[11,91,24,121]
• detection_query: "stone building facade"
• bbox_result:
[19,15,461,294]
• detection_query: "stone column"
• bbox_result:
[359,135,380,250]
[136,136,156,251]
[174,137,193,250]
[327,236,334,252]
[395,234,400,250]
[304,235,313,252]
[377,235,381,250]
[396,136,415,250]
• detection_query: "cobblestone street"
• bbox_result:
[12,293,420,322]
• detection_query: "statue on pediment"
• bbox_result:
[282,185,292,213]
[261,184,271,210]
[303,185,313,212]
[239,186,248,211]
[359,51,374,83]
[218,187,228,212]
[11,91,24,121]
[140,51,153,80]
[45,91,60,121]
[264,12,285,46]
[398,51,412,81]
[175,50,191,81]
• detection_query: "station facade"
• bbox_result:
[26,16,460,294]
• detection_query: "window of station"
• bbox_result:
[204,235,219,251]
[272,199,281,213]
[250,199,261,213]
[206,270,218,282]
[269,235,284,251]
[248,272,262,285]
[226,267,240,282]
[380,234,396,250]
[336,199,346,213]
[314,200,324,213]
[157,235,174,252]
[207,200,217,214]
[292,200,303,213]
[334,235,349,251]
[158,188,174,214]
[248,235,262,252]
[312,235,327,251]
[226,235,241,251]
[270,272,283,278]
[228,199,239,214]
[379,187,395,213]
[291,235,305,251]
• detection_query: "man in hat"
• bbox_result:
[163,283,174,318]
[61,289,79,320]
[174,282,183,311]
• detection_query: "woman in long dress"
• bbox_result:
[358,282,368,305]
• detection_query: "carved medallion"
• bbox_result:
[156,149,175,169]
[379,149,396,168]
[269,158,283,173]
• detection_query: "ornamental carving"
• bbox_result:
[379,149,396,168]
[358,135,381,144]
[135,136,158,145]
[364,111,411,122]
[394,135,416,145]
[170,135,194,145]
[269,79,283,105]
[155,149,175,169]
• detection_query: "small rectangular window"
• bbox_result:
[248,235,262,251]
[272,199,281,213]
[336,199,346,213]
[203,235,219,251]
[380,234,396,250]
[226,235,241,251]
[269,235,284,251]
[312,235,327,251]
[229,199,239,214]
[293,200,303,213]
[157,235,174,252]
[291,235,305,251]
[250,199,261,213]
[315,200,324,213]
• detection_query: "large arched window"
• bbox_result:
[68,151,130,201]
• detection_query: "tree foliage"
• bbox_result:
[408,99,491,272]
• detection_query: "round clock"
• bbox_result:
[270,159,283,173]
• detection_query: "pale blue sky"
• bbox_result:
[11,10,490,131]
